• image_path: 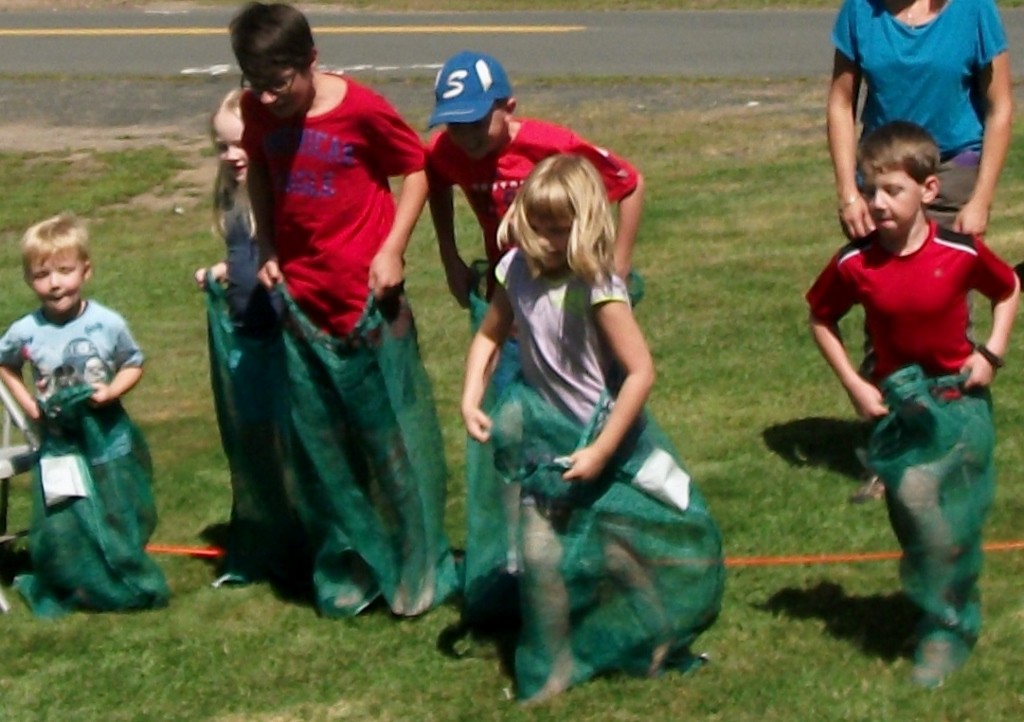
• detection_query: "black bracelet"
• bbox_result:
[976,343,1005,369]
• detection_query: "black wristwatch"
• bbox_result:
[976,343,1005,369]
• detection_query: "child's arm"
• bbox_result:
[0,365,40,421]
[89,365,143,407]
[962,273,1020,388]
[428,182,472,308]
[809,313,888,419]
[461,288,514,442]
[566,301,654,482]
[247,159,282,289]
[613,173,645,280]
[369,169,429,298]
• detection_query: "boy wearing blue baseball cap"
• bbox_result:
[426,50,644,306]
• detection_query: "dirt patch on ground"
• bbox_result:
[0,123,199,153]
[0,75,811,151]
[0,77,229,148]
[0,75,228,210]
[0,73,823,211]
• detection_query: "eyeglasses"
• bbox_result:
[240,69,297,96]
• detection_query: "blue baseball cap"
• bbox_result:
[428,51,513,127]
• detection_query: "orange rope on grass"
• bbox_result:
[726,540,1024,568]
[146,543,224,559]
[727,550,901,567]
[145,540,1024,565]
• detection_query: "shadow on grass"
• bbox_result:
[0,542,30,585]
[436,572,519,684]
[757,581,916,660]
[437,617,519,685]
[762,417,869,481]
[199,522,317,608]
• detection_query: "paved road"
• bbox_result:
[7,7,1023,80]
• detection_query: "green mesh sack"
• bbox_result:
[15,385,169,617]
[489,379,724,702]
[279,290,458,617]
[867,364,994,677]
[205,280,308,586]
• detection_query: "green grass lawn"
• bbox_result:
[2,76,1024,721]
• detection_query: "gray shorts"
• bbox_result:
[928,150,981,229]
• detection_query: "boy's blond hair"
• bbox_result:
[857,120,940,184]
[21,213,90,277]
[497,154,615,284]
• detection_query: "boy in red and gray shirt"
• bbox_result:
[806,120,1018,688]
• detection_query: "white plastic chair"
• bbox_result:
[0,377,37,613]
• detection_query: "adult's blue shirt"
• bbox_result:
[832,0,1007,156]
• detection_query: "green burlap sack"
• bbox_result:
[489,379,724,702]
[279,290,458,617]
[867,364,994,684]
[15,385,169,617]
[205,279,308,586]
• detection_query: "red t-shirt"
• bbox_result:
[242,79,426,336]
[426,119,639,266]
[806,223,1017,381]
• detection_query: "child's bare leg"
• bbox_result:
[491,398,525,575]
[895,465,966,687]
[374,430,433,616]
[520,500,573,704]
[896,466,956,616]
[346,360,433,616]
[501,482,522,574]
[602,526,672,676]
[616,447,690,673]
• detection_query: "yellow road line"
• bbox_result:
[0,25,585,37]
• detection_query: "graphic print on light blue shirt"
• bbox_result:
[0,300,143,402]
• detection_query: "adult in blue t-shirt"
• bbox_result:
[827,0,1012,238]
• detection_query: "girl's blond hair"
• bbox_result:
[210,88,255,238]
[497,154,615,284]
[21,212,90,277]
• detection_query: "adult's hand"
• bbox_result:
[839,196,875,240]
[952,198,990,236]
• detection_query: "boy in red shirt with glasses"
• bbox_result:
[229,1,457,619]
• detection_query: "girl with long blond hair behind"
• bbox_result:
[194,89,305,589]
